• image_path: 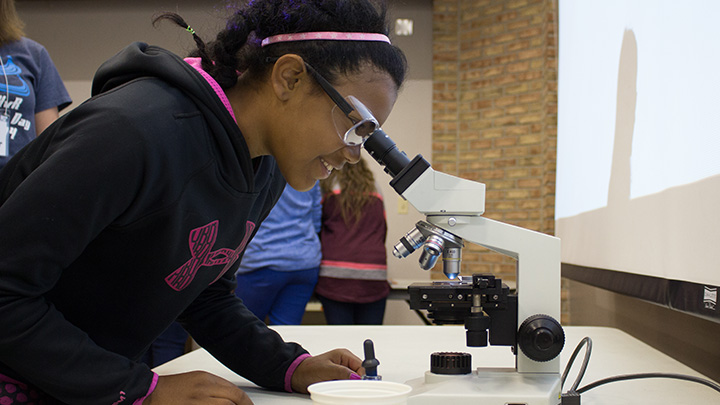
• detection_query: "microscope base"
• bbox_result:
[405,368,561,405]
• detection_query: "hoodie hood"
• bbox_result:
[93,43,205,97]
[91,42,268,192]
[92,42,217,107]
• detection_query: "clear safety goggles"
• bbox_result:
[304,63,379,146]
[331,96,379,146]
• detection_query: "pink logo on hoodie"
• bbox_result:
[165,220,255,291]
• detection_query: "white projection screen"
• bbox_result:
[556,0,720,321]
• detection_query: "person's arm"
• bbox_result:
[0,114,154,404]
[178,271,363,393]
[178,272,309,390]
[34,106,59,135]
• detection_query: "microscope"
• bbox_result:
[363,128,565,405]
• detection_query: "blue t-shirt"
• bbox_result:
[0,37,72,169]
[237,182,322,273]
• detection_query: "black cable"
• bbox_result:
[577,372,720,395]
[561,337,592,392]
[561,337,720,402]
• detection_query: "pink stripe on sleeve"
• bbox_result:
[133,372,159,405]
[285,353,312,392]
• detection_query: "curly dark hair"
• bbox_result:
[154,0,407,91]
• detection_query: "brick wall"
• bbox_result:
[432,0,567,322]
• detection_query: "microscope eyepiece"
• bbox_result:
[363,128,411,178]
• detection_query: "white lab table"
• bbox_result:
[154,325,719,404]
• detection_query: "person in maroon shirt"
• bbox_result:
[317,157,391,324]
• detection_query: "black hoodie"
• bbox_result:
[0,43,306,404]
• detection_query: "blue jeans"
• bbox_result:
[235,267,319,325]
[317,295,387,325]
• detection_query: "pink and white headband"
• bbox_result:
[261,31,391,47]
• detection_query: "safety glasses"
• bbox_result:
[303,63,379,146]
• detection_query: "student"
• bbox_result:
[317,158,390,325]
[236,182,323,325]
[0,0,71,170]
[0,0,407,403]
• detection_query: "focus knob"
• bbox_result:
[430,352,472,375]
[517,314,565,362]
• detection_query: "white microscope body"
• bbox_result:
[363,129,563,405]
[402,167,562,405]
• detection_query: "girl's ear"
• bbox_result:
[269,54,308,101]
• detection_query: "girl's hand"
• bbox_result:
[145,371,253,404]
[290,349,364,394]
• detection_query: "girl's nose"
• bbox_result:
[342,144,362,165]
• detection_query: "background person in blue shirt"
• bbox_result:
[0,0,71,170]
[236,182,322,325]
